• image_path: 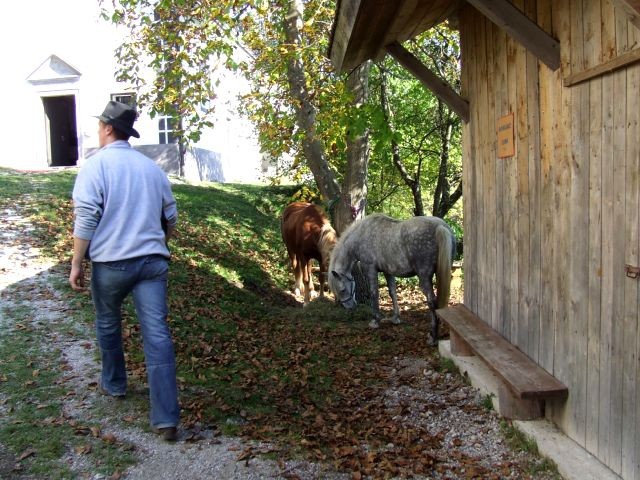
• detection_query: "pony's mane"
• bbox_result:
[318,222,337,261]
[328,217,365,273]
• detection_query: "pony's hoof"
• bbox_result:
[382,316,402,325]
[427,335,439,347]
[368,320,380,329]
[309,290,319,299]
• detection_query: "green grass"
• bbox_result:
[500,420,562,478]
[0,302,135,477]
[480,393,495,411]
[438,356,460,375]
[0,169,139,476]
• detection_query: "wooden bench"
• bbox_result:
[436,304,568,420]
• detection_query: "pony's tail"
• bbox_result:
[435,224,454,309]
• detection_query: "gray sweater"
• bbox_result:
[73,141,178,262]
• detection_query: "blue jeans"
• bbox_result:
[91,255,179,429]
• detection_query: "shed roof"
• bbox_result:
[328,0,460,73]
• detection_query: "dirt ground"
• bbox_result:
[0,204,558,479]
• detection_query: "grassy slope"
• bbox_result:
[0,168,557,479]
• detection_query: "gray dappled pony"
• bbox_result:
[328,213,456,346]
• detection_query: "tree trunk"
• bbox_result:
[284,0,341,203]
[284,0,370,236]
[178,118,186,177]
[342,62,372,304]
[284,0,372,303]
[432,101,462,218]
[333,61,371,234]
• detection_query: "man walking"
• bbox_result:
[69,100,180,441]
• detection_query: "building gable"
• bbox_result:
[27,54,81,84]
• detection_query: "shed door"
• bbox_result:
[42,95,78,167]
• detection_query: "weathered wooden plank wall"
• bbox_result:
[459,1,639,477]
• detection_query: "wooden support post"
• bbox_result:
[385,42,470,123]
[466,0,560,70]
[612,0,640,30]
[450,330,475,356]
[564,48,640,87]
[498,384,544,420]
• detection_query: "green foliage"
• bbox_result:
[235,0,353,183]
[438,357,460,375]
[101,0,238,144]
[103,0,353,184]
[481,393,495,411]
[102,1,465,247]
[366,25,463,221]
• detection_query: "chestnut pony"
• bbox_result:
[280,202,338,304]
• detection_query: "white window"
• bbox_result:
[158,116,178,144]
[111,93,136,108]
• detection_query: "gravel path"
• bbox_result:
[0,202,558,479]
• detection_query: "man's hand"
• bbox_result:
[164,225,176,247]
[70,237,91,291]
[69,263,85,291]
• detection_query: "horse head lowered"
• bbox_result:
[329,213,456,345]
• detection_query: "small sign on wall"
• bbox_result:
[497,113,515,158]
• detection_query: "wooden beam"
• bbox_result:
[466,0,560,71]
[328,0,362,73]
[385,42,470,123]
[612,0,640,30]
[564,48,640,86]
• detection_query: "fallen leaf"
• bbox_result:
[18,448,36,461]
[102,433,117,444]
[74,444,92,455]
[74,426,91,436]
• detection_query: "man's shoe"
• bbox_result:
[97,383,126,400]
[152,426,178,442]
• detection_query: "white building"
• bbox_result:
[0,0,267,183]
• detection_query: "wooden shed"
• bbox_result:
[329,1,640,478]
